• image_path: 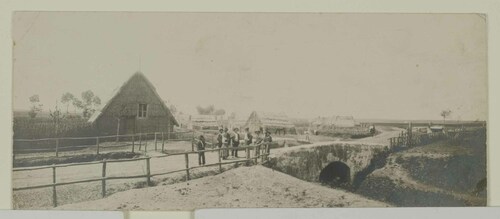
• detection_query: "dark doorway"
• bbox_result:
[319,161,351,188]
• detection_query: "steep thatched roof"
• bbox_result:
[245,111,295,128]
[88,72,179,126]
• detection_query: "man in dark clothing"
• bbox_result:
[254,130,263,157]
[231,128,241,158]
[223,127,231,159]
[244,127,253,145]
[216,128,224,159]
[197,135,206,165]
[263,131,273,154]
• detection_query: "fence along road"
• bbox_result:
[13,139,271,208]
[13,130,196,160]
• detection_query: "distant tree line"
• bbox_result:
[27,90,101,120]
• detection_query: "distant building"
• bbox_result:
[312,115,357,129]
[333,116,357,128]
[244,111,296,135]
[188,114,226,130]
[88,72,178,135]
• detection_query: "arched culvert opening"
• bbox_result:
[319,161,351,188]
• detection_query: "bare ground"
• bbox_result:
[56,165,390,211]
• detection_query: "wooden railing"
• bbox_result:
[12,143,271,207]
[388,129,472,148]
[13,130,196,159]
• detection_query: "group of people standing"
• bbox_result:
[196,127,273,166]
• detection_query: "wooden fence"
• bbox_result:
[388,129,472,148]
[12,143,271,207]
[13,130,196,159]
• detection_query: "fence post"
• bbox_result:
[254,145,259,164]
[145,133,148,153]
[96,137,100,155]
[245,147,250,166]
[218,148,222,173]
[146,157,151,186]
[138,133,142,151]
[191,130,195,152]
[161,132,165,152]
[52,164,57,207]
[261,144,265,163]
[132,134,135,153]
[184,153,190,181]
[154,133,158,151]
[55,139,59,157]
[101,160,107,197]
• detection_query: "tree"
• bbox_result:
[196,105,225,115]
[60,92,74,114]
[440,110,452,125]
[71,90,101,119]
[28,95,43,119]
[49,102,66,136]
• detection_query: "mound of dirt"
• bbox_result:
[57,166,390,210]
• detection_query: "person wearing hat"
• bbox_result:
[222,127,231,159]
[263,130,273,154]
[197,135,206,165]
[244,127,253,145]
[231,128,241,158]
[254,130,263,157]
[216,128,224,159]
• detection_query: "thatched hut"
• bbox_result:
[244,111,296,135]
[88,72,178,135]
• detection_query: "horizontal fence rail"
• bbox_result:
[12,143,271,208]
[13,130,197,159]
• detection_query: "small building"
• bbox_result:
[88,72,178,135]
[244,111,296,135]
[188,114,226,130]
[312,115,357,129]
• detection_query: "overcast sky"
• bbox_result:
[12,12,487,121]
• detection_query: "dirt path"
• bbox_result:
[56,165,390,210]
[352,126,403,145]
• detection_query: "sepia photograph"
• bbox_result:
[11,12,487,210]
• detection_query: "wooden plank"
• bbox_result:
[185,153,190,181]
[132,134,135,153]
[146,157,151,186]
[52,165,57,207]
[218,148,222,172]
[96,137,100,155]
[101,160,107,197]
[154,133,158,151]
[161,132,165,152]
[55,139,59,157]
[139,133,142,151]
[245,147,250,166]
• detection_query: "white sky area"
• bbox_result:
[12,12,487,121]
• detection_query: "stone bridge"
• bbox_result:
[266,141,391,188]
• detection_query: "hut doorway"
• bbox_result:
[124,116,136,134]
[319,161,351,187]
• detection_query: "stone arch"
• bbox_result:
[319,161,351,187]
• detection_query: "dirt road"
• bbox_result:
[56,165,390,210]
